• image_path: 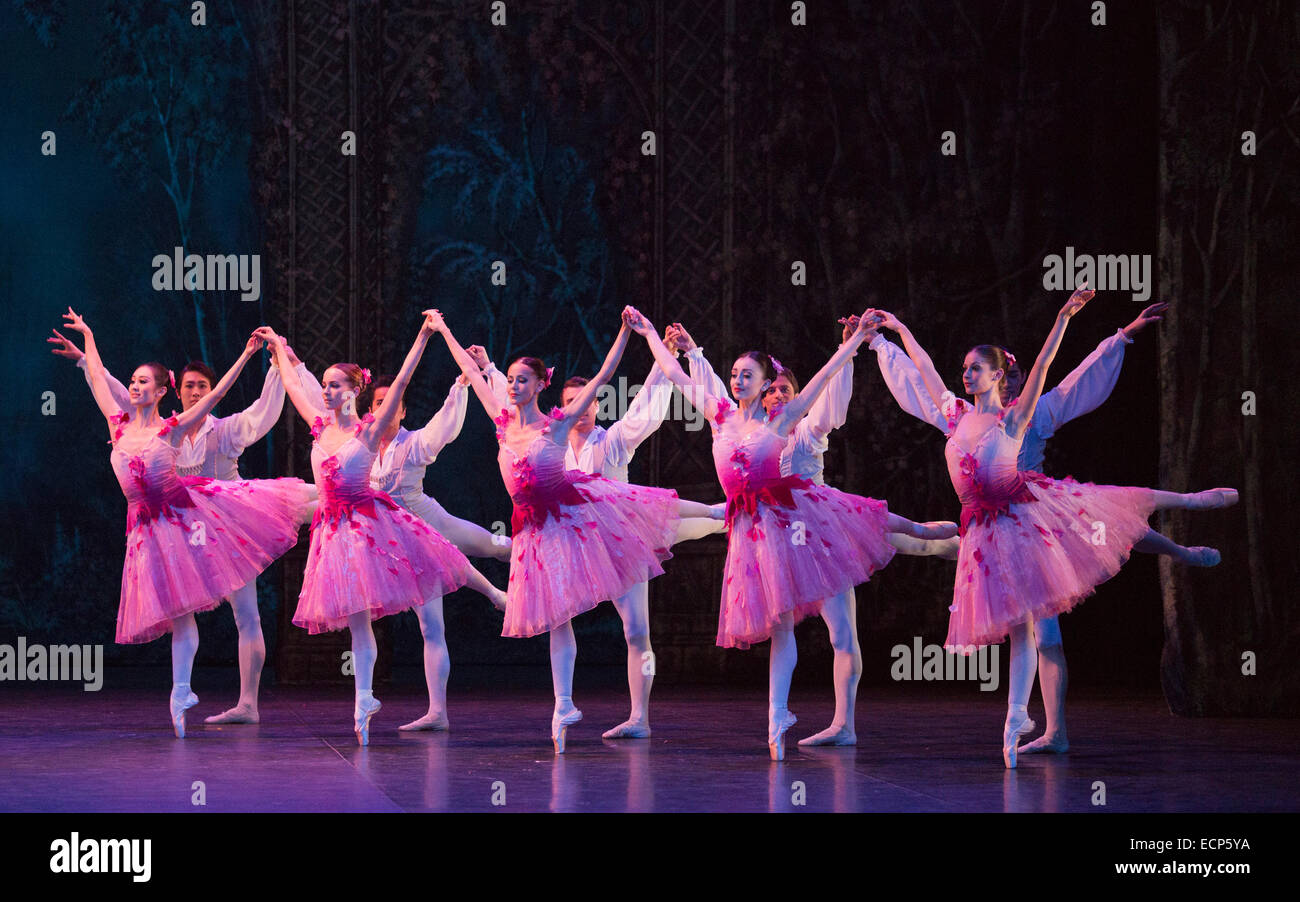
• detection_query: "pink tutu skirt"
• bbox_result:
[504,477,680,638]
[118,477,314,644]
[294,492,472,634]
[719,478,896,648]
[945,474,1156,650]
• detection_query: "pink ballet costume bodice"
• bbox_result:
[944,410,1044,537]
[293,415,471,634]
[491,406,680,638]
[707,401,895,649]
[107,413,312,644]
[940,402,1158,651]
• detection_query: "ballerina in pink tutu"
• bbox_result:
[49,329,322,726]
[668,315,957,749]
[868,286,1238,767]
[61,308,315,738]
[261,315,503,745]
[427,309,724,753]
[624,307,957,759]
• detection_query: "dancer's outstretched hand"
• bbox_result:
[422,309,446,334]
[62,307,90,335]
[866,309,902,332]
[252,326,280,348]
[466,344,490,369]
[672,322,698,352]
[1059,281,1094,320]
[663,324,682,353]
[48,328,84,360]
[622,306,652,335]
[1123,301,1168,337]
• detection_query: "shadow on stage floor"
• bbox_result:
[2,670,1294,813]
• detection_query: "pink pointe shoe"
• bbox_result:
[768,709,797,761]
[170,688,199,739]
[1003,707,1036,769]
[354,696,382,746]
[552,708,583,754]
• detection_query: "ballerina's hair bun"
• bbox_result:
[328,362,367,390]
[511,356,552,387]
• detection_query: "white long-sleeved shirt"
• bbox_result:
[563,364,674,482]
[868,329,1134,472]
[684,347,855,485]
[80,358,312,480]
[368,381,470,522]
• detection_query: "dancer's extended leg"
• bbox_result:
[400,595,450,731]
[799,588,860,746]
[205,581,264,724]
[1133,528,1221,566]
[885,512,959,541]
[435,510,513,562]
[677,498,725,520]
[604,581,653,739]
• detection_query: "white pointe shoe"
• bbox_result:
[1003,710,1036,769]
[768,709,797,761]
[1187,488,1239,510]
[354,696,382,746]
[552,708,583,754]
[709,502,727,521]
[918,520,960,540]
[170,690,199,739]
[1183,546,1222,567]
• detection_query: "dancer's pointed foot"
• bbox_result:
[1186,488,1239,510]
[797,723,857,747]
[354,695,382,746]
[1002,708,1036,769]
[1180,545,1221,567]
[602,718,651,739]
[552,707,583,754]
[768,708,797,761]
[1019,732,1069,755]
[398,711,450,732]
[170,687,199,739]
[709,502,727,521]
[488,588,508,612]
[203,703,259,724]
[916,520,959,540]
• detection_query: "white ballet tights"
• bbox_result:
[415,595,449,719]
[550,620,578,715]
[674,516,726,543]
[607,581,652,732]
[348,611,377,700]
[769,612,797,720]
[820,589,860,732]
[170,613,198,686]
[436,512,512,562]
[228,581,264,711]
[1007,620,1038,714]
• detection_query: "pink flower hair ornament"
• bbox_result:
[167,369,176,390]
[541,366,555,388]
[768,355,786,376]
[361,368,372,387]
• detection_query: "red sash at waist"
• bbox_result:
[724,474,814,529]
[510,469,603,533]
[125,476,211,533]
[958,471,1046,537]
[314,487,402,530]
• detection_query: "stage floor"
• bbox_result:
[2,681,1294,813]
